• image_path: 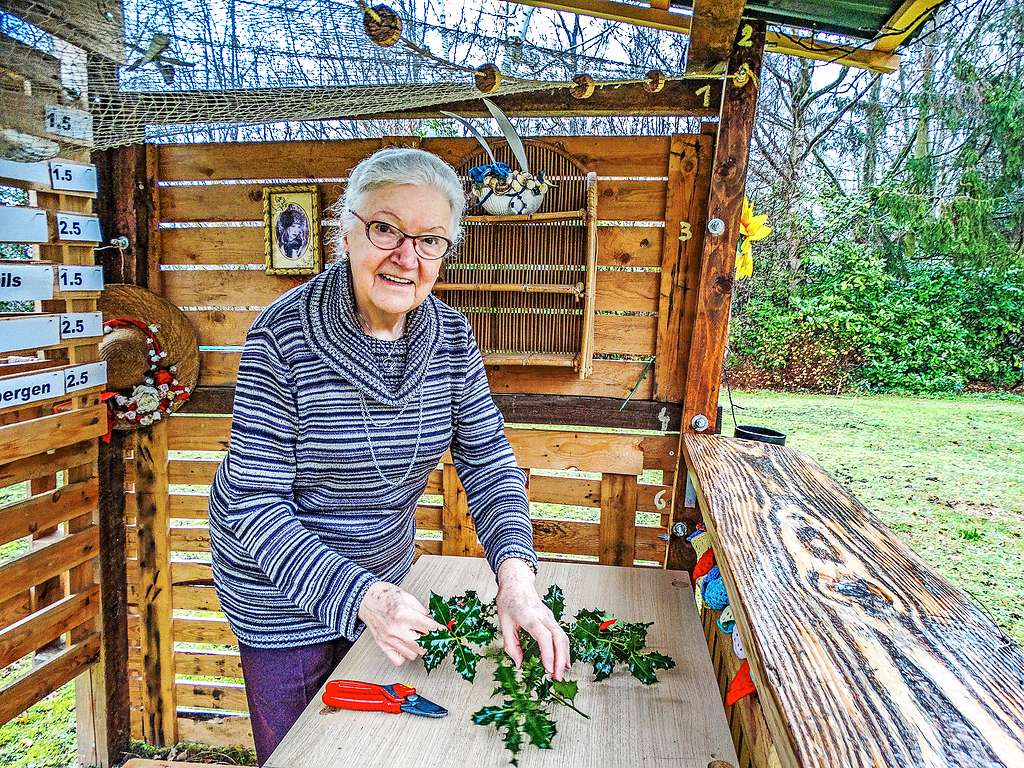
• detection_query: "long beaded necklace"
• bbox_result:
[357,380,425,487]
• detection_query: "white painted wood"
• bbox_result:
[58,265,104,292]
[0,262,54,301]
[0,314,60,353]
[0,367,64,408]
[44,104,93,143]
[59,311,103,340]
[55,212,102,242]
[64,361,106,393]
[267,555,738,768]
[0,206,49,243]
[49,161,99,194]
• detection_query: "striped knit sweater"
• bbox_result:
[208,260,537,648]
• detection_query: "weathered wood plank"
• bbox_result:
[175,649,243,680]
[598,473,638,566]
[267,555,734,768]
[177,681,248,713]
[157,179,663,223]
[0,632,101,727]
[682,25,765,435]
[686,433,1024,768]
[0,586,99,669]
[684,0,746,78]
[0,526,98,604]
[158,136,672,182]
[0,404,106,467]
[132,422,177,747]
[0,477,98,546]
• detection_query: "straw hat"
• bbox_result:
[98,284,200,431]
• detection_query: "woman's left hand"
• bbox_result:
[495,558,572,681]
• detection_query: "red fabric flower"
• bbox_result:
[693,548,715,581]
[154,370,174,385]
[725,660,756,706]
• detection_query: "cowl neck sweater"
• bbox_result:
[299,260,442,408]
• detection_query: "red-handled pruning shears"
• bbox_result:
[322,680,448,718]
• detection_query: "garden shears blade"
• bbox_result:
[322,679,448,718]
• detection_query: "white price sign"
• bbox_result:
[55,213,102,242]
[0,159,50,187]
[44,105,93,143]
[0,368,64,409]
[0,314,60,353]
[0,206,48,243]
[64,361,106,393]
[0,262,54,301]
[49,162,98,194]
[58,265,104,292]
[59,311,103,339]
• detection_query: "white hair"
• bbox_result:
[332,147,466,259]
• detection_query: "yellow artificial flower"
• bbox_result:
[736,197,771,279]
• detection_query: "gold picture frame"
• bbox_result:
[263,185,321,275]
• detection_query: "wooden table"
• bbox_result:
[267,555,737,768]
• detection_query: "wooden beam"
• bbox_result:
[507,0,899,73]
[91,143,158,287]
[684,0,746,78]
[682,22,764,437]
[133,423,177,747]
[872,0,945,53]
[181,386,683,432]
[0,33,62,93]
[598,473,638,566]
[440,463,483,558]
[0,0,123,62]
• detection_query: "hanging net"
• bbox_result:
[0,0,692,153]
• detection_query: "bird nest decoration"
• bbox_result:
[442,98,555,216]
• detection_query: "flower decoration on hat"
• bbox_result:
[100,317,190,434]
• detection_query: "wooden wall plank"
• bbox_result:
[598,474,638,566]
[440,463,483,558]
[157,136,671,182]
[0,405,106,467]
[0,586,99,669]
[684,0,746,77]
[157,179,664,223]
[0,477,98,546]
[0,526,98,604]
[175,649,243,680]
[177,681,248,713]
[0,633,101,727]
[176,712,253,749]
[163,226,664,268]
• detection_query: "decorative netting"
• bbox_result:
[0,0,694,153]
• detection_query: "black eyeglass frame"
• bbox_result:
[348,209,453,261]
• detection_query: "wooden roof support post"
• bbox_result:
[666,21,765,571]
[684,0,747,79]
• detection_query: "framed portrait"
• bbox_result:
[263,185,321,275]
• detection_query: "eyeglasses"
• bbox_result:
[349,210,453,261]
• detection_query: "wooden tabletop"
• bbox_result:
[267,555,738,768]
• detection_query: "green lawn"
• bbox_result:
[1,391,1021,767]
[721,390,1024,645]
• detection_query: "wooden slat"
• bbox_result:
[0,33,62,92]
[440,462,483,558]
[169,526,210,552]
[176,681,248,713]
[173,585,221,612]
[598,473,638,566]
[169,494,212,519]
[157,179,663,223]
[0,526,98,604]
[0,585,99,669]
[176,711,253,749]
[168,459,219,485]
[133,422,177,746]
[684,0,746,78]
[0,440,97,487]
[167,417,678,473]
[175,649,243,680]
[0,477,98,546]
[174,616,237,646]
[158,136,671,182]
[165,225,664,268]
[0,404,106,466]
[0,0,123,61]
[0,632,101,727]
[594,271,659,312]
[683,25,765,435]
[686,434,1024,768]
[0,590,32,628]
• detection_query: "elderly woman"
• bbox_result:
[208,147,570,764]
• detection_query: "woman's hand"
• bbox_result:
[495,559,572,681]
[358,582,445,667]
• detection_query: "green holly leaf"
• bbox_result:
[550,678,578,702]
[523,709,557,749]
[472,705,508,726]
[429,591,452,626]
[627,651,676,685]
[418,630,454,673]
[542,584,565,621]
[464,624,497,646]
[591,646,615,681]
[453,643,480,682]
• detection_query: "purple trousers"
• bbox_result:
[238,636,353,765]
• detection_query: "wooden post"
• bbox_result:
[440,463,483,558]
[682,21,766,436]
[598,473,638,566]
[133,420,177,746]
[668,22,766,571]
